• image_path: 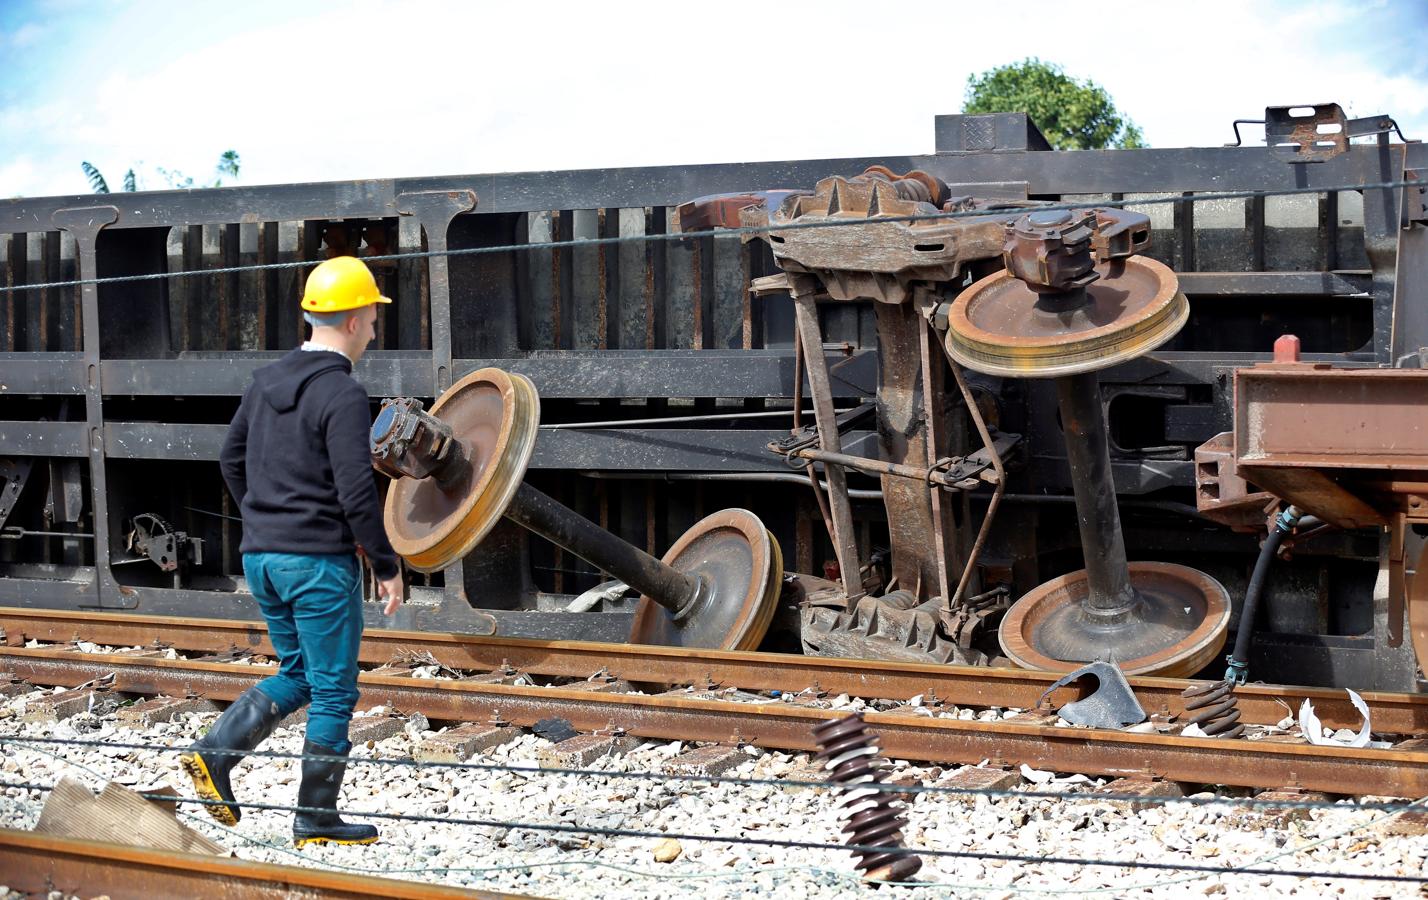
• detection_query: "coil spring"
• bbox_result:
[811,713,922,883]
[1180,679,1244,739]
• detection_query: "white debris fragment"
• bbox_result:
[1019,765,1055,784]
[1298,689,1371,748]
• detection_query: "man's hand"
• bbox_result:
[377,573,405,616]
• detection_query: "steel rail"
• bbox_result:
[1,647,1425,798]
[2,607,1424,734]
[0,827,534,899]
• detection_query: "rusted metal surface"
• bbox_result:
[1226,359,1428,671]
[1193,432,1276,531]
[0,827,528,899]
[673,191,800,235]
[945,254,1188,378]
[1233,364,1428,529]
[766,169,1028,304]
[1264,103,1350,163]
[628,509,782,651]
[802,591,976,665]
[383,368,540,572]
[998,562,1231,677]
[370,396,464,486]
[952,211,1226,677]
[3,607,1424,733]
[2,647,1425,797]
[1001,208,1151,294]
[1180,680,1245,739]
[791,295,863,600]
[870,301,966,602]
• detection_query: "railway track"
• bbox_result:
[2,608,1426,798]
[0,827,535,899]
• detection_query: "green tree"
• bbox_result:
[81,161,136,193]
[80,150,241,193]
[964,59,1145,150]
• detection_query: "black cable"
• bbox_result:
[1,734,1421,813]
[0,178,1413,295]
[0,778,1418,884]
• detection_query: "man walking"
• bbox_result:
[183,255,404,847]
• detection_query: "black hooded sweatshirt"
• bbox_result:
[219,348,399,580]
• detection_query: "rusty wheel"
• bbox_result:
[946,256,1188,378]
[999,562,1231,677]
[630,509,783,651]
[384,369,540,572]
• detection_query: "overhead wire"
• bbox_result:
[3,732,1421,814]
[0,777,1419,885]
[0,177,1415,296]
[7,739,1423,895]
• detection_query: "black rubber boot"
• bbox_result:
[292,741,379,847]
[180,686,283,825]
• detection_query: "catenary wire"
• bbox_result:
[9,742,1422,898]
[3,733,1420,814]
[0,177,1415,295]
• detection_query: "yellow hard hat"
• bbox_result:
[301,256,393,313]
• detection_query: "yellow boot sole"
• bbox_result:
[293,834,380,848]
[180,752,239,826]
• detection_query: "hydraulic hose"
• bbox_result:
[1224,505,1303,684]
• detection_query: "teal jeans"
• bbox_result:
[243,552,364,753]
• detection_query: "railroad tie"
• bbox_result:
[662,744,746,778]
[414,723,519,763]
[117,696,217,730]
[537,733,634,768]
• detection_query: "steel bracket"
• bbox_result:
[51,205,123,608]
[392,190,477,608]
[0,458,34,530]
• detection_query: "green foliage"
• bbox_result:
[214,150,240,187]
[81,150,242,193]
[81,161,110,193]
[964,59,1145,150]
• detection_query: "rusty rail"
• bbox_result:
[2,646,1425,798]
[0,827,533,899]
[2,607,1424,734]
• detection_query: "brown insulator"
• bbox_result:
[1180,680,1244,739]
[811,713,923,884]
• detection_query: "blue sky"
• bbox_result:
[2,0,1426,198]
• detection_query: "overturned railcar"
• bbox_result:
[0,106,1423,690]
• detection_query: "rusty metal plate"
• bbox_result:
[1236,367,1428,469]
[1234,366,1428,528]
[1265,103,1349,163]
[630,509,782,651]
[1193,432,1276,531]
[999,562,1231,677]
[946,256,1187,378]
[384,368,539,572]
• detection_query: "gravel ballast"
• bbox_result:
[1,687,1424,898]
